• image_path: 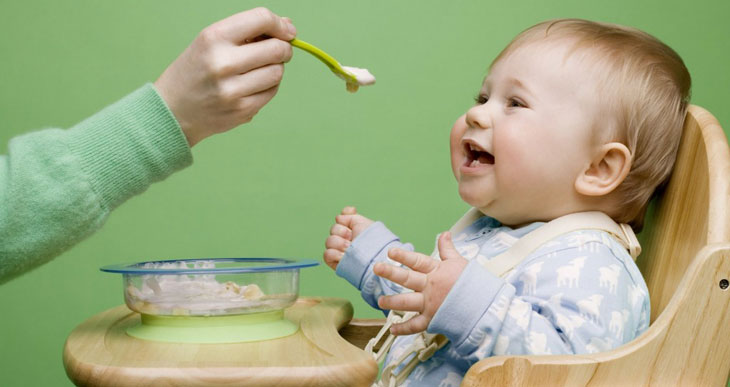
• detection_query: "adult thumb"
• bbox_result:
[438,232,461,260]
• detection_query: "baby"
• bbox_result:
[324,19,690,386]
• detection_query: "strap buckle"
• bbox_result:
[619,223,642,260]
[417,334,448,361]
[366,310,413,364]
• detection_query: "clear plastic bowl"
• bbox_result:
[101,258,318,317]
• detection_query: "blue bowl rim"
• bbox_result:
[100,257,319,275]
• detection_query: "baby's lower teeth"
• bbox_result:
[470,159,480,167]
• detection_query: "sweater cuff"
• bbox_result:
[65,83,193,210]
[336,221,399,289]
[428,258,506,346]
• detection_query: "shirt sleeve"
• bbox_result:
[428,238,650,367]
[336,221,414,313]
[0,83,192,284]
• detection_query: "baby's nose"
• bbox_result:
[465,105,492,130]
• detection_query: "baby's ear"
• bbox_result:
[574,143,632,197]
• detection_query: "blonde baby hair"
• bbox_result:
[492,19,691,231]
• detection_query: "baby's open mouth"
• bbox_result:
[464,142,495,167]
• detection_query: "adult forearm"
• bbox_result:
[0,84,192,284]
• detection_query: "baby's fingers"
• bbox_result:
[378,293,424,313]
[387,248,437,274]
[391,314,430,336]
[323,249,343,270]
[329,223,352,240]
[373,262,427,291]
[335,207,357,228]
[335,214,355,229]
[325,234,350,252]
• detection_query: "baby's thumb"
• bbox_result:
[438,232,461,260]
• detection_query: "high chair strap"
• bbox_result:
[365,310,414,364]
[481,211,641,277]
[377,330,448,387]
[370,210,640,387]
[440,209,641,265]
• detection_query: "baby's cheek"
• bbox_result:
[494,134,525,169]
[449,115,467,178]
[495,139,540,190]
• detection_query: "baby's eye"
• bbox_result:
[508,98,526,108]
[474,94,489,105]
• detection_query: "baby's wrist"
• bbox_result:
[336,221,401,289]
[351,219,375,241]
[428,259,506,344]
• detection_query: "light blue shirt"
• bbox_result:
[336,216,650,386]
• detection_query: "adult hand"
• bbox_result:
[374,232,468,335]
[154,7,297,147]
[323,206,374,270]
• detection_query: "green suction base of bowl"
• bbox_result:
[127,309,298,344]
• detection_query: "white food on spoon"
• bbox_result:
[341,66,376,92]
[342,66,376,85]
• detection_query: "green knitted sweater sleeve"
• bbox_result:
[0,84,193,284]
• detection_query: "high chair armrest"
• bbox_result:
[339,318,387,350]
[462,243,730,387]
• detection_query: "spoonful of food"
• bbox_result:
[290,38,375,93]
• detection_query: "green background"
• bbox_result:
[1,0,728,385]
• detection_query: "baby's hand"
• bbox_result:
[374,232,468,335]
[323,206,374,270]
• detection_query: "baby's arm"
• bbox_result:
[323,206,373,270]
[324,207,414,312]
[428,242,649,366]
[375,232,468,334]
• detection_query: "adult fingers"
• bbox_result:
[373,262,427,292]
[437,232,463,260]
[212,7,296,44]
[330,223,352,240]
[224,63,285,98]
[325,234,350,252]
[387,248,437,274]
[234,85,279,122]
[378,293,424,313]
[323,249,344,270]
[391,314,429,336]
[227,38,293,76]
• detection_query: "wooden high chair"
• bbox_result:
[339,105,730,386]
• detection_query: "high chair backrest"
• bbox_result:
[462,104,730,386]
[636,105,730,323]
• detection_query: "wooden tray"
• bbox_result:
[64,297,378,386]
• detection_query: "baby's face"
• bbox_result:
[450,40,603,227]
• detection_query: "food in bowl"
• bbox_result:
[102,258,318,316]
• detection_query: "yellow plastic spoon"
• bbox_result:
[290,38,374,92]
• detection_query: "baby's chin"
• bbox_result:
[457,188,528,227]
[457,187,494,214]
